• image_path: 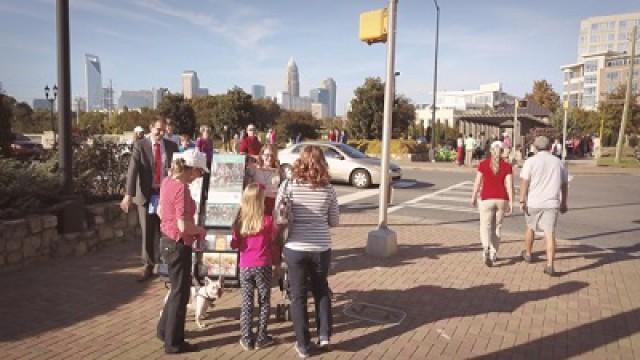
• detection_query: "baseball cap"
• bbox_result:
[491,140,503,149]
[134,126,145,133]
[173,149,209,173]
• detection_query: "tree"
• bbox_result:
[109,108,143,133]
[0,94,14,156]
[275,111,319,143]
[347,77,414,140]
[525,80,561,114]
[157,94,196,136]
[598,85,640,146]
[252,98,280,130]
[78,111,107,134]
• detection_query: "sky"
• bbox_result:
[1,0,639,116]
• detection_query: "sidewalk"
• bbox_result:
[1,213,640,359]
[397,159,640,176]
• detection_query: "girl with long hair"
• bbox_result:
[231,184,281,351]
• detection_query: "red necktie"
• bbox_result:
[154,143,161,185]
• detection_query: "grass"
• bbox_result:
[597,156,640,168]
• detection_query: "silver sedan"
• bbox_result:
[278,141,402,188]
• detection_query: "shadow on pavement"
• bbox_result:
[473,307,640,359]
[0,241,152,342]
[330,281,588,353]
[554,243,640,276]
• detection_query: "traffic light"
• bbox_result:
[517,100,528,109]
[359,9,388,45]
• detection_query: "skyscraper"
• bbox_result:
[85,54,103,110]
[287,57,300,97]
[118,90,153,109]
[182,71,199,100]
[251,85,266,99]
[310,88,329,105]
[322,78,336,117]
[152,87,167,109]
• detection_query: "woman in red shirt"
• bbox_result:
[470,141,514,267]
[157,149,208,354]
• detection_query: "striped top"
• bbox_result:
[277,181,339,252]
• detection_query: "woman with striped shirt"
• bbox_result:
[277,145,339,358]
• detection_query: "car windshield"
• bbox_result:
[334,143,367,159]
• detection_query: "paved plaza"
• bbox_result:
[2,212,640,359]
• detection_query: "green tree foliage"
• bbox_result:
[252,97,280,130]
[78,111,107,134]
[597,86,640,146]
[157,94,196,136]
[275,111,319,143]
[0,94,15,156]
[525,80,561,114]
[109,108,143,133]
[347,77,414,140]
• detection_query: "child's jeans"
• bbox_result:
[239,265,272,342]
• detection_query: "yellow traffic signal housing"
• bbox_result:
[359,9,388,45]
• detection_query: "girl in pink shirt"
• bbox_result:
[231,183,281,351]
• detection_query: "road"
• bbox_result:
[334,168,640,252]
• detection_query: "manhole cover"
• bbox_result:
[343,302,406,325]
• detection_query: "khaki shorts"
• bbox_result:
[525,208,559,234]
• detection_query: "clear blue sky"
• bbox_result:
[1,0,639,116]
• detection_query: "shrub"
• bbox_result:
[72,138,130,203]
[0,157,62,219]
[629,134,639,148]
[346,139,429,155]
[435,148,456,162]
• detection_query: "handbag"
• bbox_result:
[274,179,293,226]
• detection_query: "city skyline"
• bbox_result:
[1,1,639,116]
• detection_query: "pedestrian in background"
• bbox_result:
[240,124,262,157]
[471,141,514,267]
[121,116,179,282]
[456,134,464,166]
[277,145,339,358]
[464,134,476,167]
[178,134,194,153]
[196,125,214,164]
[157,149,208,354]
[519,136,569,276]
[164,120,180,145]
[231,184,281,351]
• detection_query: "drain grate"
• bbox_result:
[343,302,406,325]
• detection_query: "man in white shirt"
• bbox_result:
[519,136,569,276]
[464,134,476,166]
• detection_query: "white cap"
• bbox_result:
[491,140,503,149]
[134,126,145,133]
[173,149,209,173]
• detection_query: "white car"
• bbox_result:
[278,141,402,188]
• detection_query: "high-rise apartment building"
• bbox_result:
[182,71,198,100]
[152,88,167,109]
[562,12,640,110]
[85,54,103,110]
[310,88,329,105]
[251,85,266,99]
[322,78,337,117]
[287,58,300,97]
[118,90,153,110]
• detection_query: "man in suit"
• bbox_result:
[121,116,179,282]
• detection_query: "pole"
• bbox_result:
[615,25,637,164]
[49,99,56,143]
[513,99,519,149]
[378,0,397,228]
[562,105,568,161]
[430,0,440,150]
[57,0,72,194]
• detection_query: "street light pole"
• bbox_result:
[430,0,440,151]
[57,0,72,194]
[44,84,58,146]
[562,100,568,161]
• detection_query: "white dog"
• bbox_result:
[190,276,225,328]
[160,276,225,329]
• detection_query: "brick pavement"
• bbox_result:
[1,213,640,359]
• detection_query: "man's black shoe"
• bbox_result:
[165,341,198,354]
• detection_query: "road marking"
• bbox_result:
[337,188,380,205]
[389,181,471,214]
[406,203,478,213]
[429,195,473,203]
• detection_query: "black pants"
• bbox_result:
[137,205,160,268]
[157,238,192,353]
[239,266,272,342]
[284,248,332,350]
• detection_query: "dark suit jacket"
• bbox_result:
[126,137,178,206]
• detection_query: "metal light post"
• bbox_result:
[57,0,72,194]
[44,84,58,145]
[430,0,440,151]
[562,100,568,160]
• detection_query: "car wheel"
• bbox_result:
[281,164,292,179]
[351,169,371,189]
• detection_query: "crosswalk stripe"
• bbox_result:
[406,203,478,213]
[429,195,472,203]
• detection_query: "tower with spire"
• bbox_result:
[287,57,300,97]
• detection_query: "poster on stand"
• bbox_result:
[201,252,239,277]
[204,154,246,227]
[246,167,280,198]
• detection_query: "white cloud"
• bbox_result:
[133,0,280,48]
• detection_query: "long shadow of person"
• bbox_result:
[330,281,588,353]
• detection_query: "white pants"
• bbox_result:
[478,199,507,258]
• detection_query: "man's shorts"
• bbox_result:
[525,208,559,235]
